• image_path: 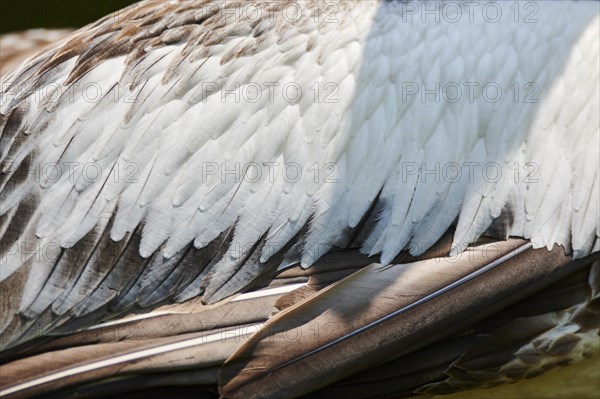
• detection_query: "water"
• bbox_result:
[432,353,600,399]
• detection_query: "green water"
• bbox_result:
[432,353,600,399]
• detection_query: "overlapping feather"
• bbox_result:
[0,0,598,352]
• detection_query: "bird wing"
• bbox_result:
[1,240,597,399]
[0,29,74,77]
[0,0,598,351]
[0,0,381,349]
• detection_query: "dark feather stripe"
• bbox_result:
[22,223,237,346]
[0,144,34,212]
[113,225,236,310]
[0,108,28,167]
[204,235,275,304]
[142,246,213,307]
[136,244,196,307]
[5,224,153,348]
[109,243,195,313]
[0,259,33,347]
[20,222,145,341]
[79,225,151,316]
[25,219,110,318]
[51,215,141,316]
[4,249,65,346]
[0,203,17,242]
[0,191,37,259]
[205,222,316,304]
[484,202,515,240]
[174,226,237,303]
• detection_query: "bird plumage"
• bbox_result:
[0,30,73,78]
[1,242,598,398]
[0,1,598,398]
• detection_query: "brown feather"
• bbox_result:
[219,240,579,398]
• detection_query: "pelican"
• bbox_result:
[0,1,598,398]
